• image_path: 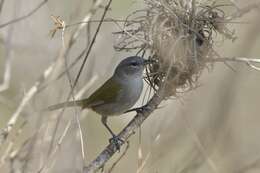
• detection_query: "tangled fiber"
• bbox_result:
[114,0,236,97]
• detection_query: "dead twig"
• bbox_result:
[208,57,260,71]
[44,0,106,154]
[0,63,55,148]
[46,0,111,158]
[0,0,48,29]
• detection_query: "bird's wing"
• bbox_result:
[82,77,121,108]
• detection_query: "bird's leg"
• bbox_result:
[101,116,124,151]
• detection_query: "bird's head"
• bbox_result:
[114,56,151,78]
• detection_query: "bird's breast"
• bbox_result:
[119,77,143,108]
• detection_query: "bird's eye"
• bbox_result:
[130,62,138,66]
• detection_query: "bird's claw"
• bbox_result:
[109,135,124,152]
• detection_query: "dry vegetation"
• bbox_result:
[0,0,260,173]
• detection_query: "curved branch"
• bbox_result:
[84,88,164,173]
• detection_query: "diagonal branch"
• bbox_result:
[84,88,164,173]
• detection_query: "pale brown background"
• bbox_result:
[0,0,260,173]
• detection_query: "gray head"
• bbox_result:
[114,56,147,78]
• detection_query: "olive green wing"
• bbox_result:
[81,77,121,108]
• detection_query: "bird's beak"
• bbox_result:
[143,59,155,65]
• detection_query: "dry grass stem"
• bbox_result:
[44,0,107,156]
[38,75,97,172]
[0,1,17,92]
[182,115,219,173]
[0,0,48,28]
[136,152,151,173]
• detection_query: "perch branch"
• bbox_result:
[84,88,165,173]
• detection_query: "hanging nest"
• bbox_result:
[114,0,236,97]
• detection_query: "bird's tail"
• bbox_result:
[47,100,84,111]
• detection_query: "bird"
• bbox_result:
[47,56,151,149]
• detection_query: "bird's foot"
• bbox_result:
[125,105,150,114]
[109,135,124,152]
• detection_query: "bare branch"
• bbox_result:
[84,88,164,173]
[208,57,260,71]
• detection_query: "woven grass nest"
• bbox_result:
[114,0,236,97]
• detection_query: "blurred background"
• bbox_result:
[0,0,260,173]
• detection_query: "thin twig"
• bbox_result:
[182,115,219,173]
[0,0,52,147]
[0,0,48,29]
[71,0,113,91]
[107,141,130,173]
[136,152,151,173]
[37,47,87,93]
[137,127,143,173]
[208,57,260,71]
[47,0,112,154]
[38,119,73,173]
[66,19,137,28]
[0,0,18,92]
[227,2,260,21]
[63,18,86,161]
[71,0,105,44]
[38,75,98,173]
[46,0,106,154]
[0,0,5,17]
[84,88,165,173]
[60,0,112,161]
[0,63,54,148]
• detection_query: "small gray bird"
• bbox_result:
[48,56,151,147]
